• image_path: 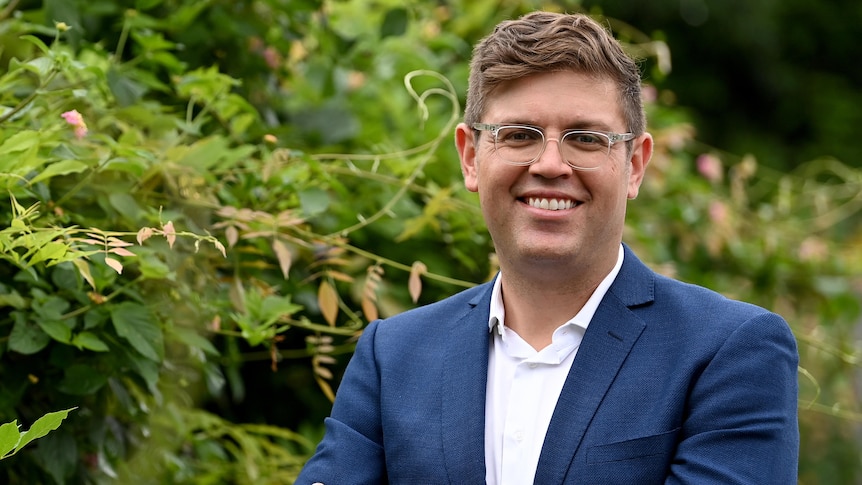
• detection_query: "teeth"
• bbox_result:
[528,198,575,210]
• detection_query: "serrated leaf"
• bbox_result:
[15,408,76,453]
[110,302,164,362]
[318,280,338,326]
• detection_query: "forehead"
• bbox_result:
[483,71,624,129]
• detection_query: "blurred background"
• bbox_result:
[0,0,860,483]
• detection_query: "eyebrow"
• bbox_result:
[500,120,617,132]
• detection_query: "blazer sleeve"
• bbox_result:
[295,320,386,485]
[666,311,799,484]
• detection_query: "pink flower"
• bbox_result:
[708,200,729,224]
[61,109,88,139]
[696,153,723,183]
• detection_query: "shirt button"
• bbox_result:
[528,363,538,369]
[514,431,525,441]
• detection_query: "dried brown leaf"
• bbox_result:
[107,237,133,247]
[408,261,427,303]
[136,227,154,245]
[318,280,339,326]
[72,259,95,290]
[109,247,136,257]
[226,225,239,248]
[362,295,379,323]
[214,240,227,258]
[163,221,176,248]
[104,256,123,274]
[272,239,292,279]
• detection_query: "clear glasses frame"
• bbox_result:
[472,123,636,171]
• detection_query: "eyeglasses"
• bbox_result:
[472,123,636,171]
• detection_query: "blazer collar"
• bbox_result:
[439,245,657,483]
[440,282,494,483]
[534,244,656,483]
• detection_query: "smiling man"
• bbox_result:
[297,11,799,485]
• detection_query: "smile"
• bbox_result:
[527,197,577,211]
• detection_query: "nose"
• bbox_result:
[528,138,571,178]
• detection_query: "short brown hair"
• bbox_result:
[464,12,646,135]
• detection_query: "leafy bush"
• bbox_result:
[0,1,860,484]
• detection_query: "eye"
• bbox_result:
[497,127,542,146]
[564,131,609,150]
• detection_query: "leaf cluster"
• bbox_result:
[0,0,860,484]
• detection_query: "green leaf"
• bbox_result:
[24,57,54,77]
[108,192,143,220]
[32,431,77,483]
[28,241,68,266]
[381,8,409,38]
[29,160,88,185]
[36,320,72,344]
[117,345,160,392]
[8,317,50,355]
[110,302,164,362]
[0,421,20,458]
[71,332,109,352]
[299,188,330,217]
[174,136,230,170]
[171,327,219,356]
[108,67,148,106]
[19,34,51,55]
[58,365,107,395]
[0,130,40,155]
[15,408,76,454]
[32,292,70,319]
[138,253,172,279]
[0,290,27,309]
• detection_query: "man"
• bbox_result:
[297,11,799,484]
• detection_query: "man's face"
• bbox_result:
[456,70,652,280]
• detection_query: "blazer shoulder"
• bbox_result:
[373,281,493,335]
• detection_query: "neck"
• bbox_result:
[499,255,614,350]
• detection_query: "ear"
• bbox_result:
[455,122,479,193]
[627,132,653,200]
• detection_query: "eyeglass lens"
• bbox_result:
[493,126,611,168]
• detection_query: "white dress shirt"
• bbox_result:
[484,245,624,485]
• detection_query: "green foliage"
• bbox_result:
[0,409,76,461]
[0,1,860,484]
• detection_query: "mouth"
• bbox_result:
[524,197,580,211]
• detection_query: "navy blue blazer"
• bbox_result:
[297,246,799,484]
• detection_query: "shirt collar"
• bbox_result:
[488,244,625,335]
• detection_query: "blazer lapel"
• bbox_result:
[534,246,655,484]
[440,283,493,483]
